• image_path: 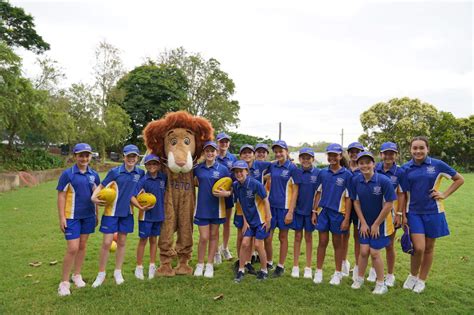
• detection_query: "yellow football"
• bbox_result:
[110,240,117,252]
[98,188,116,204]
[212,177,233,192]
[137,193,157,208]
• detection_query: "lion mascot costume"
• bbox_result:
[143,111,214,276]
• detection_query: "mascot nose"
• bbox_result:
[175,160,186,167]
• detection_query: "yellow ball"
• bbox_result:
[212,177,233,192]
[110,240,117,252]
[137,193,157,208]
[98,188,116,205]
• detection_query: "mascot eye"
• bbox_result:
[184,137,190,145]
[170,138,178,146]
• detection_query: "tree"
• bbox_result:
[159,47,240,131]
[115,64,189,142]
[33,56,66,93]
[227,132,273,154]
[0,1,50,53]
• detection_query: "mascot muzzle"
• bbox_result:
[167,151,194,173]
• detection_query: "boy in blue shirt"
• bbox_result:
[350,152,397,295]
[131,154,167,280]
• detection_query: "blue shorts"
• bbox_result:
[243,224,270,240]
[99,214,134,234]
[194,217,226,226]
[291,213,315,232]
[64,216,96,240]
[234,214,244,229]
[407,212,449,239]
[359,234,390,250]
[270,207,291,230]
[225,196,234,209]
[349,207,359,226]
[316,208,348,235]
[138,221,162,238]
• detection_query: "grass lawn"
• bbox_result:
[0,173,473,314]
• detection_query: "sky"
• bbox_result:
[14,0,473,146]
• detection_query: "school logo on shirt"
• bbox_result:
[246,190,254,199]
[160,181,165,189]
[227,161,233,168]
[281,170,289,178]
[212,171,221,179]
[253,169,260,178]
[335,177,345,186]
[373,186,382,195]
[390,176,398,185]
[133,174,141,182]
[310,176,318,183]
[88,175,96,184]
[426,166,436,175]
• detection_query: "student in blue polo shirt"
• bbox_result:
[266,140,300,277]
[57,143,100,296]
[401,136,464,293]
[343,142,364,279]
[290,148,320,279]
[130,154,167,281]
[232,160,272,283]
[193,141,231,278]
[215,132,238,263]
[90,144,145,287]
[373,141,407,287]
[255,143,270,161]
[312,143,351,285]
[350,151,397,295]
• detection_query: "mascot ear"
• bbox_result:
[193,116,214,158]
[143,120,165,158]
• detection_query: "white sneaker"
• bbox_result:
[372,281,388,295]
[148,264,157,280]
[291,266,300,278]
[352,265,359,282]
[385,274,395,287]
[313,269,323,284]
[71,274,86,288]
[92,272,106,288]
[204,263,214,278]
[221,246,233,261]
[194,263,204,277]
[413,279,426,293]
[342,260,350,277]
[58,281,71,296]
[329,271,342,285]
[367,267,376,282]
[403,274,418,290]
[214,251,222,265]
[135,266,144,280]
[114,269,124,285]
[351,276,364,289]
[303,267,312,279]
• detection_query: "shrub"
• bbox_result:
[0,146,66,171]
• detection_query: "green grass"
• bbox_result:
[1,174,473,314]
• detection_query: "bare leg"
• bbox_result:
[410,234,425,276]
[332,234,344,272]
[317,231,329,269]
[386,233,396,274]
[73,234,90,275]
[136,238,148,266]
[278,229,289,266]
[419,237,436,281]
[304,230,313,268]
[115,232,127,270]
[357,244,370,277]
[98,233,114,272]
[207,224,220,263]
[197,225,210,264]
[62,239,79,282]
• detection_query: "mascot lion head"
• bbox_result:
[143,111,214,173]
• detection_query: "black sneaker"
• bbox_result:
[272,265,284,277]
[234,271,245,283]
[255,254,260,263]
[256,270,268,281]
[267,262,274,270]
[251,254,257,264]
[233,260,240,275]
[245,263,257,275]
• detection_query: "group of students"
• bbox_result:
[56,134,464,296]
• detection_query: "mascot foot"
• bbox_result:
[156,263,176,277]
[174,262,193,275]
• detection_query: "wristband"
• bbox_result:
[397,212,403,216]
[312,209,318,213]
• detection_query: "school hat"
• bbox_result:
[380,142,399,153]
[73,143,92,154]
[239,144,255,154]
[231,160,249,170]
[347,142,365,151]
[216,132,231,142]
[326,143,343,154]
[356,151,375,162]
[144,153,160,164]
[255,143,269,153]
[401,225,414,255]
[203,141,218,150]
[299,147,315,157]
[272,140,288,150]
[123,144,140,156]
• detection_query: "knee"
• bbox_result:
[370,250,381,260]
[413,243,425,254]
[424,245,435,255]
[294,233,302,242]
[116,238,126,248]
[67,244,79,255]
[319,238,329,248]
[78,241,87,251]
[149,237,157,245]
[200,234,210,243]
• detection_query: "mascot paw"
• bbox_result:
[174,263,193,275]
[156,264,176,277]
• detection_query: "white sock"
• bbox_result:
[238,268,245,273]
[98,271,106,277]
[149,263,155,267]
[376,280,385,285]
[136,265,143,268]
[268,261,273,265]
[277,264,284,268]
[261,268,268,273]
[317,269,322,273]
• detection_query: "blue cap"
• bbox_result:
[239,144,255,154]
[356,151,375,162]
[326,143,343,154]
[144,153,160,164]
[255,143,269,152]
[401,226,414,255]
[348,142,364,151]
[272,140,288,150]
[73,143,92,154]
[216,132,231,141]
[231,160,249,170]
[123,144,140,156]
[380,142,398,153]
[299,147,315,157]
[203,141,218,150]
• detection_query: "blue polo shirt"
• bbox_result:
[376,162,408,213]
[352,173,397,236]
[249,160,272,183]
[268,160,301,209]
[134,171,167,222]
[294,166,320,216]
[233,177,268,227]
[402,157,457,214]
[194,161,231,219]
[56,165,100,219]
[217,151,237,170]
[317,167,352,214]
[101,164,145,217]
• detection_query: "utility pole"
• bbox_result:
[279,122,282,140]
[340,128,344,147]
